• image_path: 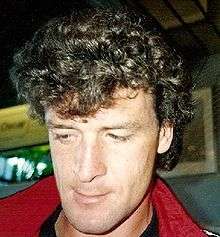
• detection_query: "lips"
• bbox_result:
[73,190,109,205]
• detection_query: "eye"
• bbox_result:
[55,134,70,140]
[51,130,79,144]
[108,133,131,142]
[54,134,73,143]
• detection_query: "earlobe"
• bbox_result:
[157,122,173,154]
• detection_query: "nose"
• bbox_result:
[74,137,107,183]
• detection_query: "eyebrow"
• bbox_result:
[46,120,76,129]
[46,120,142,131]
[102,121,142,131]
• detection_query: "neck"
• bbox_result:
[55,195,153,237]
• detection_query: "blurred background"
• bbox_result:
[0,0,219,233]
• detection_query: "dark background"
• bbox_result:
[0,0,91,108]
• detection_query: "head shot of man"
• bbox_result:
[0,7,218,237]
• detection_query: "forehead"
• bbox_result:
[45,89,156,127]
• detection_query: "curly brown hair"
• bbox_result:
[10,8,193,171]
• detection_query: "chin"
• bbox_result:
[64,207,128,236]
[71,218,119,235]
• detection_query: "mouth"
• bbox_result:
[73,190,109,205]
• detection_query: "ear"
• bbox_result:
[157,121,174,154]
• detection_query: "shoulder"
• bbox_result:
[0,176,60,236]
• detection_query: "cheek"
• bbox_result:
[49,141,75,185]
[109,138,157,170]
[107,141,157,194]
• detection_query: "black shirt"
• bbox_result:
[40,205,159,237]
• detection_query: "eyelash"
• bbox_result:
[55,134,69,140]
[108,133,131,142]
[53,133,76,143]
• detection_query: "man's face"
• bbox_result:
[46,89,172,235]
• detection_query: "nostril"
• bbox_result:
[77,161,107,183]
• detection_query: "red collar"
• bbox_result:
[152,178,206,236]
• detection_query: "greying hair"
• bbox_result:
[10,8,193,171]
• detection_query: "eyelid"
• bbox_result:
[51,130,80,144]
[104,125,140,133]
[107,133,133,142]
[106,129,133,135]
[50,128,81,140]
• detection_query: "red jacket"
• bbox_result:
[0,176,207,237]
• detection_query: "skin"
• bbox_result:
[45,89,173,237]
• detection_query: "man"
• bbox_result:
[0,7,217,237]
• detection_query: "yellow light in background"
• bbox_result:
[0,104,48,150]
